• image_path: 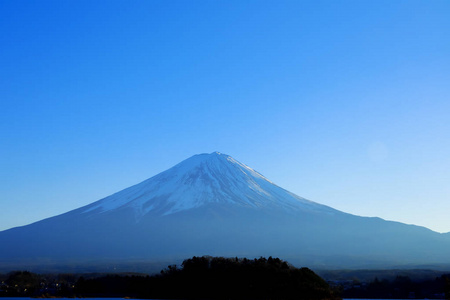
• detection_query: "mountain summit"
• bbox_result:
[82,152,337,218]
[1,152,450,272]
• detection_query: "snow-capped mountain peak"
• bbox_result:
[82,152,336,218]
[3,152,450,271]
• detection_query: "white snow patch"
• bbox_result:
[81,152,338,218]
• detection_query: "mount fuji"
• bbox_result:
[1,152,450,272]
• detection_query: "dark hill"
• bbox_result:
[75,256,339,300]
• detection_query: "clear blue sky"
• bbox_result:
[1,0,449,232]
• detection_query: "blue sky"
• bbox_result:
[1,0,450,232]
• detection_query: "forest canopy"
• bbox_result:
[1,256,339,300]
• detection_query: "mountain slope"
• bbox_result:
[1,152,450,272]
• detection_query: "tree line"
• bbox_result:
[340,274,450,299]
[1,256,339,299]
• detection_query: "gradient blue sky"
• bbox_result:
[1,1,449,232]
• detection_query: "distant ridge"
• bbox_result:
[1,152,450,272]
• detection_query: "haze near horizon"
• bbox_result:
[1,1,449,233]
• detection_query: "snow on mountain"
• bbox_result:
[82,152,338,218]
